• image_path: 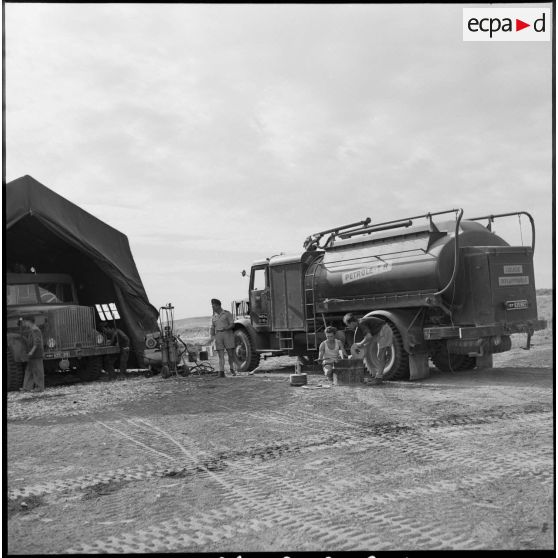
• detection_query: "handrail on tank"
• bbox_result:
[307,217,372,239]
[469,211,535,251]
[431,208,464,297]
[339,219,413,239]
[303,217,371,249]
[335,208,461,241]
[305,208,467,250]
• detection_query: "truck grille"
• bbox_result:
[46,306,98,350]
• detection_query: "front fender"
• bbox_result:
[233,319,268,351]
[361,309,426,353]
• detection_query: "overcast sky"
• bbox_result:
[5,3,553,318]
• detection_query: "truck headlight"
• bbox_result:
[47,337,56,349]
[96,333,105,345]
[145,336,158,349]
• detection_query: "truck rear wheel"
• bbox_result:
[78,356,103,382]
[233,328,260,372]
[7,349,25,391]
[363,321,410,380]
[430,346,476,372]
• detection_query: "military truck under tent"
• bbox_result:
[5,175,159,389]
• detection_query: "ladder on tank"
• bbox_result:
[304,265,320,351]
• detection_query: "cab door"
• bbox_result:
[249,265,271,330]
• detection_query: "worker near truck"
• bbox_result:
[342,313,361,353]
[210,298,237,378]
[355,317,393,385]
[318,326,347,383]
[20,317,45,392]
[101,325,130,381]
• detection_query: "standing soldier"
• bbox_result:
[102,325,130,380]
[20,317,45,392]
[210,298,236,378]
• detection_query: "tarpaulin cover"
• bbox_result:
[5,175,159,365]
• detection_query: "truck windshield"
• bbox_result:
[6,283,74,305]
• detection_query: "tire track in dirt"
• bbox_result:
[64,503,275,553]
[57,410,552,553]
[214,443,551,550]
[62,443,551,553]
[8,407,551,500]
[191,387,552,441]
[61,415,330,553]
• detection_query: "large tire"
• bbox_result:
[233,328,261,372]
[78,356,103,382]
[7,350,25,391]
[431,347,476,372]
[363,321,410,380]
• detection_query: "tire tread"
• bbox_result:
[7,350,25,391]
[234,328,261,372]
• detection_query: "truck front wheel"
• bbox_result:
[7,349,25,391]
[233,329,261,372]
[362,321,410,380]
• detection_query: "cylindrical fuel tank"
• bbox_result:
[311,220,509,304]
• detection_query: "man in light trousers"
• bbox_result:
[210,298,236,378]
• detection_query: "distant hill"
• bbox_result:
[173,316,211,331]
[536,288,553,296]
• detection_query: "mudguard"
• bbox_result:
[232,318,268,351]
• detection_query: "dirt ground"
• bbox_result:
[6,330,554,553]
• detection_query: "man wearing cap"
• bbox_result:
[20,317,45,392]
[210,299,236,378]
[355,316,393,385]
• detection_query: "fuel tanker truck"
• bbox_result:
[230,209,546,380]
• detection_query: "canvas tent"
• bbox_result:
[5,175,159,366]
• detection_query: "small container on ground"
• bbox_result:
[289,373,308,386]
[333,359,364,386]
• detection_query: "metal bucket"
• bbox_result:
[290,373,307,386]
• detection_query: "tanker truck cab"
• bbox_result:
[231,252,322,371]
[249,260,272,330]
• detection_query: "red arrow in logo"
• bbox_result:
[516,19,530,31]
